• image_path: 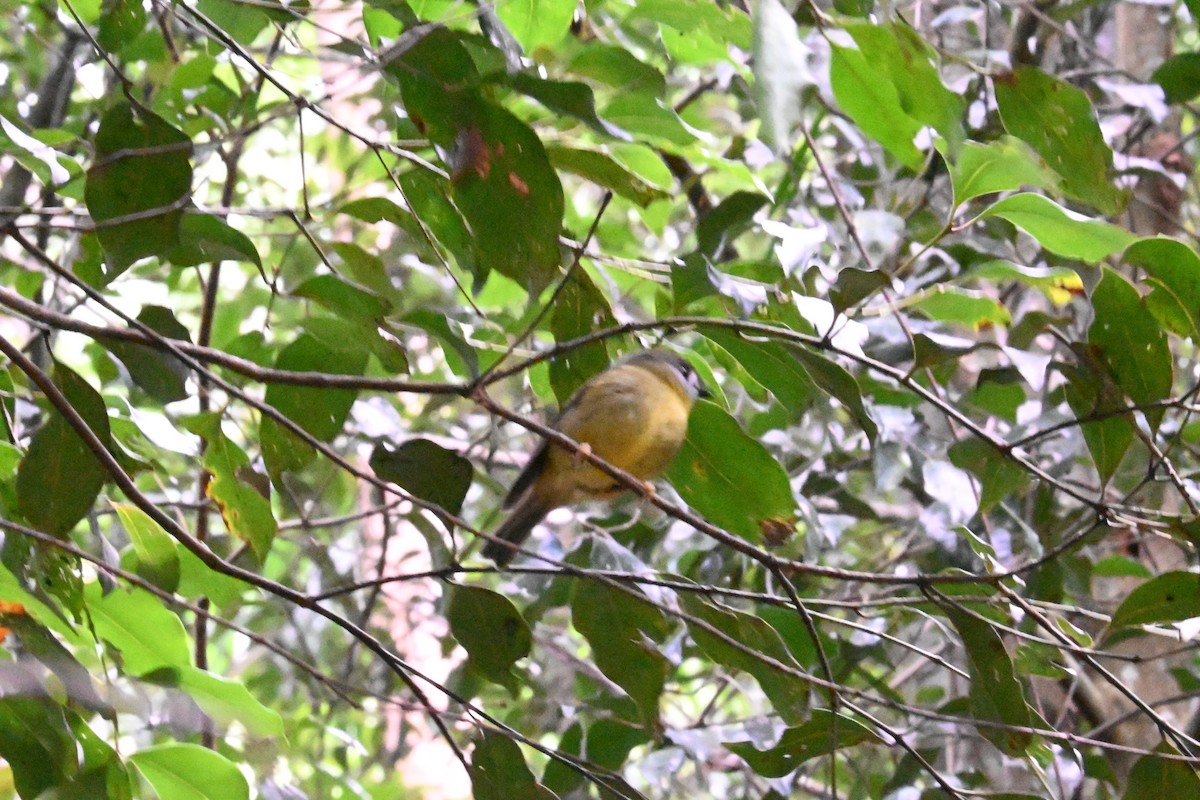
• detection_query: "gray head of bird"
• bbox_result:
[620,348,709,401]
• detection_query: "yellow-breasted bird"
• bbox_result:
[482,349,706,564]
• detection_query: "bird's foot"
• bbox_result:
[573,442,593,463]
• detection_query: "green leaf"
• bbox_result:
[681,595,810,724]
[86,583,191,674]
[84,102,193,279]
[388,27,564,292]
[548,273,615,404]
[114,503,181,593]
[172,668,284,738]
[86,582,281,736]
[260,329,367,478]
[1060,358,1134,484]
[175,544,245,609]
[329,241,402,304]
[0,368,13,442]
[601,92,696,148]
[68,709,133,799]
[567,43,666,93]
[220,330,274,367]
[493,0,573,52]
[97,0,147,54]
[545,146,668,207]
[543,720,650,800]
[945,605,1033,756]
[571,581,669,729]
[1152,53,1200,104]
[339,196,411,227]
[829,46,918,169]
[130,744,249,800]
[948,136,1062,207]
[337,198,437,267]
[994,67,1125,214]
[454,106,565,291]
[948,438,1029,513]
[967,259,1081,302]
[792,347,879,442]
[404,309,479,378]
[666,401,795,542]
[369,438,473,515]
[630,0,751,59]
[0,441,19,477]
[634,0,750,43]
[1093,555,1153,579]
[395,168,475,270]
[469,732,556,800]
[195,0,268,45]
[610,142,674,190]
[447,584,531,694]
[0,696,73,798]
[1089,267,1172,431]
[165,213,262,268]
[704,328,816,417]
[1054,616,1094,648]
[1123,747,1200,798]
[183,412,277,560]
[0,118,77,192]
[758,604,824,668]
[582,718,650,774]
[1015,642,1071,680]
[292,274,390,321]
[832,0,871,14]
[915,287,1011,328]
[504,73,629,139]
[696,191,769,257]
[964,373,1027,423]
[671,252,720,311]
[258,0,310,24]
[1109,572,1200,631]
[16,363,110,537]
[0,563,83,642]
[540,719,648,800]
[104,305,192,403]
[977,193,1137,263]
[830,22,964,169]
[828,267,889,313]
[725,710,878,777]
[1122,237,1200,341]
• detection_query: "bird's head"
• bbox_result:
[622,348,709,402]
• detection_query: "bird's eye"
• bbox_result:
[679,363,712,398]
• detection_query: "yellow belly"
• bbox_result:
[537,364,692,505]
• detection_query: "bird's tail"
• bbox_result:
[481,496,551,565]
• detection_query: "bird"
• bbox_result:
[482,348,706,565]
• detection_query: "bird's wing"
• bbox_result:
[503,439,550,508]
[503,369,641,507]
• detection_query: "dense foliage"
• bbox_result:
[4,0,1200,797]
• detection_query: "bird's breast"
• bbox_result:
[544,366,693,503]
